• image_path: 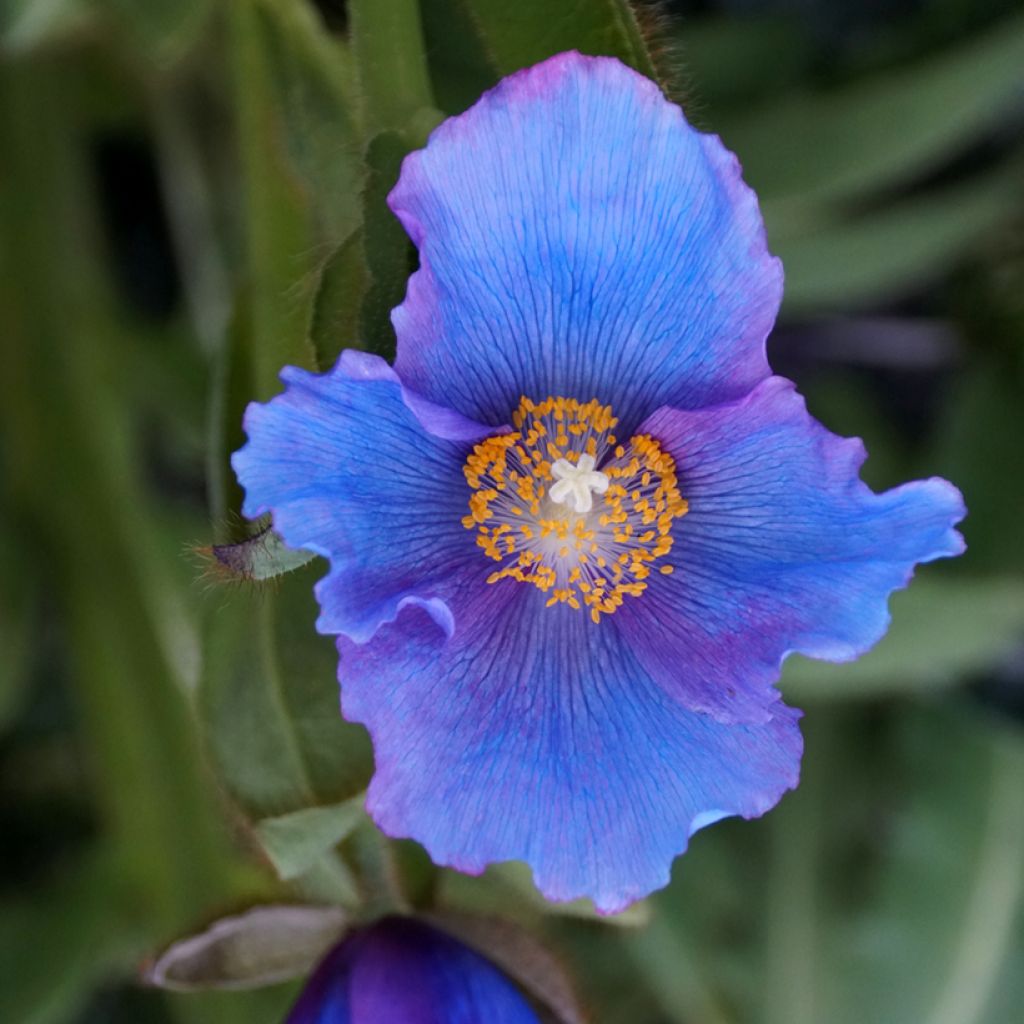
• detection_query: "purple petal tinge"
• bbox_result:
[232,351,489,643]
[619,377,967,725]
[287,917,540,1024]
[339,583,802,913]
[234,51,966,913]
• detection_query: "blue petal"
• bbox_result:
[618,376,967,723]
[338,584,803,913]
[286,940,353,1024]
[287,919,540,1024]
[232,351,491,642]
[350,919,540,1023]
[390,51,781,432]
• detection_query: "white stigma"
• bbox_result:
[548,453,610,514]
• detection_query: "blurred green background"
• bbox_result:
[1,1,1023,1022]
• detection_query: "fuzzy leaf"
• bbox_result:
[350,0,434,134]
[309,229,370,369]
[421,0,657,113]
[147,905,348,991]
[226,0,361,402]
[255,797,366,882]
[212,0,364,529]
[200,564,374,819]
[357,128,423,359]
[207,525,316,582]
[93,0,213,63]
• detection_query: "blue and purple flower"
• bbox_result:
[287,917,540,1023]
[234,52,965,911]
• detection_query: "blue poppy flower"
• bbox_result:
[234,52,965,912]
[287,917,540,1023]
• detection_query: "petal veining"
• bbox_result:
[232,351,493,643]
[389,51,781,431]
[339,584,802,912]
[616,377,967,724]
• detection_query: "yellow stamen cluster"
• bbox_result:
[462,396,688,622]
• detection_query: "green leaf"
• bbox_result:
[343,819,407,916]
[0,855,132,1024]
[252,0,363,240]
[419,0,501,114]
[309,228,370,368]
[199,564,374,819]
[207,288,257,531]
[283,852,364,908]
[93,0,213,64]
[166,986,299,1024]
[623,911,732,1024]
[255,797,367,882]
[928,359,1024,573]
[346,0,439,359]
[922,742,1024,1024]
[819,708,1024,1024]
[0,56,245,941]
[0,517,34,731]
[421,0,657,102]
[718,11,1024,210]
[357,129,418,358]
[623,705,1024,1024]
[773,158,1023,313]
[758,713,834,1024]
[673,16,812,113]
[213,1,365,526]
[227,0,362,402]
[781,576,1024,700]
[346,112,444,366]
[350,0,434,134]
[148,905,348,991]
[206,525,316,582]
[0,0,92,53]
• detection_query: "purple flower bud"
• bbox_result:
[286,917,540,1023]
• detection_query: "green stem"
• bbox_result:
[0,54,241,939]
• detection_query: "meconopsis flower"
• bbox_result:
[286,918,540,1023]
[234,52,965,912]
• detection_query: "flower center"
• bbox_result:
[549,453,609,513]
[462,396,688,622]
